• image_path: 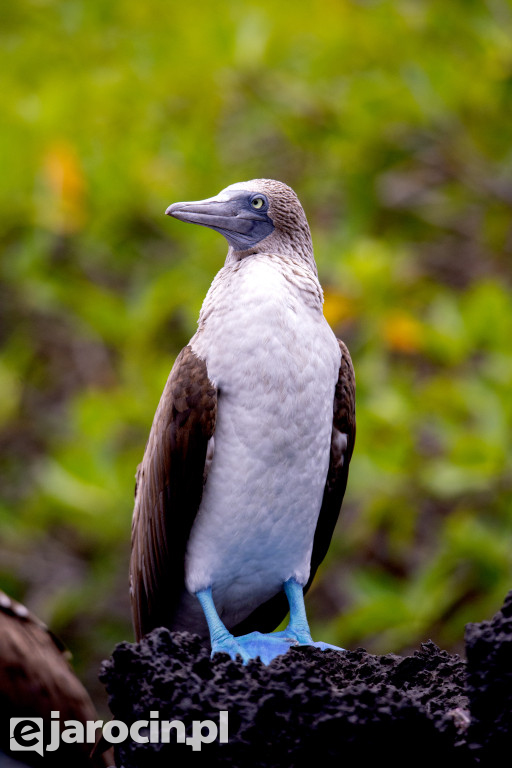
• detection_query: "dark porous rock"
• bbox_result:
[100,591,512,768]
[100,631,472,767]
[465,591,512,763]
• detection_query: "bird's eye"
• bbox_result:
[251,197,265,210]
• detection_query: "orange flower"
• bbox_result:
[41,142,86,233]
[382,311,424,353]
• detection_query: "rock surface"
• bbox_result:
[100,592,512,767]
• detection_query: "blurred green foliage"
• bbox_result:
[1,0,512,710]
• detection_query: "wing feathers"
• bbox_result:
[308,339,356,575]
[130,345,217,640]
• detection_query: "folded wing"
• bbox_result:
[130,345,217,640]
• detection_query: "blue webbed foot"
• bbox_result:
[212,630,298,665]
[196,581,345,667]
[212,630,344,665]
[211,632,252,663]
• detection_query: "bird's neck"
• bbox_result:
[225,228,317,277]
[197,252,324,333]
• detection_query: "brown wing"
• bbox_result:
[0,591,112,767]
[306,338,356,584]
[130,344,217,640]
[232,338,356,635]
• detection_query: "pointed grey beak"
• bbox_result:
[165,194,241,231]
[165,189,274,251]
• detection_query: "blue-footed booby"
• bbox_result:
[130,179,356,664]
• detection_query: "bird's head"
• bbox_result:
[166,179,315,267]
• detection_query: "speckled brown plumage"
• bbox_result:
[224,179,317,275]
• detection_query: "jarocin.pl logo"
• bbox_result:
[10,710,229,755]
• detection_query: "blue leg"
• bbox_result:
[273,578,345,652]
[196,587,251,663]
[282,578,314,642]
[195,587,297,665]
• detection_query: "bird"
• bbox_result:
[130,179,355,664]
[0,590,113,766]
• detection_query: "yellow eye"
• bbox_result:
[251,197,265,210]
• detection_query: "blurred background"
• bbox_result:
[1,0,512,715]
